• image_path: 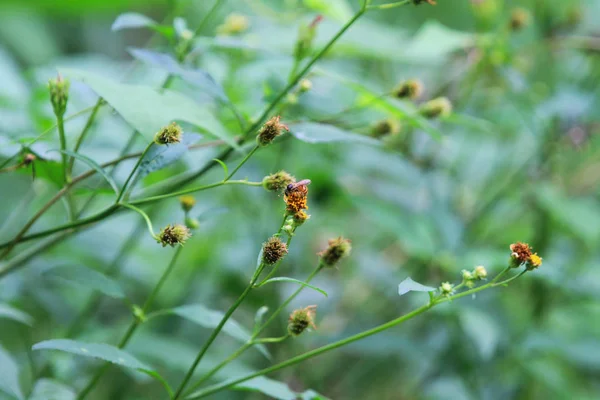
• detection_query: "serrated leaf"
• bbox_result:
[44,265,125,299]
[260,277,328,297]
[235,376,329,400]
[55,150,119,195]
[61,69,239,149]
[398,277,436,296]
[0,303,33,326]
[289,122,382,146]
[32,339,150,370]
[0,344,24,400]
[29,379,75,400]
[128,49,228,102]
[163,304,270,359]
[111,13,157,31]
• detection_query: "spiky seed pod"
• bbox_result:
[288,305,317,337]
[262,236,288,265]
[393,79,423,100]
[157,224,191,247]
[154,122,183,145]
[419,97,452,119]
[257,116,289,147]
[371,119,401,138]
[262,171,295,192]
[48,74,70,117]
[319,237,352,267]
[179,195,196,212]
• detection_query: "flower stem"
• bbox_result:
[116,142,154,203]
[68,98,103,175]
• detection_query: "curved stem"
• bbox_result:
[224,145,259,181]
[120,204,157,239]
[116,142,154,203]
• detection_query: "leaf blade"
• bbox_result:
[0,303,33,326]
[0,344,24,400]
[57,149,119,195]
[44,265,125,299]
[260,277,328,297]
[398,277,436,296]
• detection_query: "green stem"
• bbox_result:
[68,98,103,174]
[185,267,526,400]
[57,115,70,185]
[120,204,157,239]
[194,0,227,35]
[116,142,154,203]
[77,246,184,399]
[367,0,410,10]
[224,145,259,181]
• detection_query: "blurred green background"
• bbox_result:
[1,0,600,399]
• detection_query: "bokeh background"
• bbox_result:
[1,0,600,399]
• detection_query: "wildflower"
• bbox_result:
[48,74,70,117]
[288,305,317,337]
[299,79,313,93]
[179,195,196,212]
[293,211,310,226]
[284,181,309,214]
[217,13,249,36]
[393,79,423,100]
[527,253,542,270]
[371,119,401,138]
[440,281,454,296]
[262,236,288,265]
[510,8,530,31]
[154,122,183,145]
[319,237,352,267]
[262,171,295,193]
[419,97,452,119]
[474,265,488,280]
[509,242,532,267]
[257,116,289,147]
[157,224,191,247]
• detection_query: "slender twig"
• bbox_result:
[116,142,154,203]
[68,99,103,174]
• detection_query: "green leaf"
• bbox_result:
[260,277,328,297]
[459,308,500,360]
[111,13,157,31]
[213,158,228,181]
[29,379,75,400]
[0,303,33,326]
[303,0,352,22]
[253,306,269,332]
[398,277,436,296]
[290,122,382,146]
[61,69,239,150]
[235,376,329,400]
[32,339,150,370]
[43,265,125,299]
[404,21,475,63]
[55,150,119,195]
[0,344,23,400]
[159,304,270,359]
[128,49,228,102]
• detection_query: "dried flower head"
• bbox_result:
[262,171,295,192]
[257,116,289,147]
[440,281,454,296]
[293,211,310,226]
[509,242,532,267]
[217,13,250,36]
[419,97,452,119]
[393,79,423,100]
[288,305,317,336]
[262,236,288,265]
[157,224,191,247]
[371,119,401,138]
[48,74,70,117]
[179,195,196,212]
[510,8,530,31]
[527,253,542,270]
[319,237,352,267]
[474,265,488,280]
[154,122,183,145]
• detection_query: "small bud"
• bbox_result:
[319,237,351,267]
[474,265,488,280]
[262,236,288,265]
[282,222,294,236]
[23,154,36,166]
[293,211,310,226]
[509,242,532,267]
[256,116,289,147]
[510,8,530,31]
[132,305,146,322]
[462,270,473,281]
[217,13,250,36]
[393,79,423,100]
[154,122,183,145]
[440,281,454,296]
[286,93,298,105]
[371,119,401,138]
[288,305,317,337]
[419,97,452,119]
[179,195,196,212]
[180,29,194,41]
[48,74,70,117]
[262,170,295,192]
[527,253,542,270]
[185,216,200,230]
[299,79,312,93]
[157,224,191,247]
[294,15,322,61]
